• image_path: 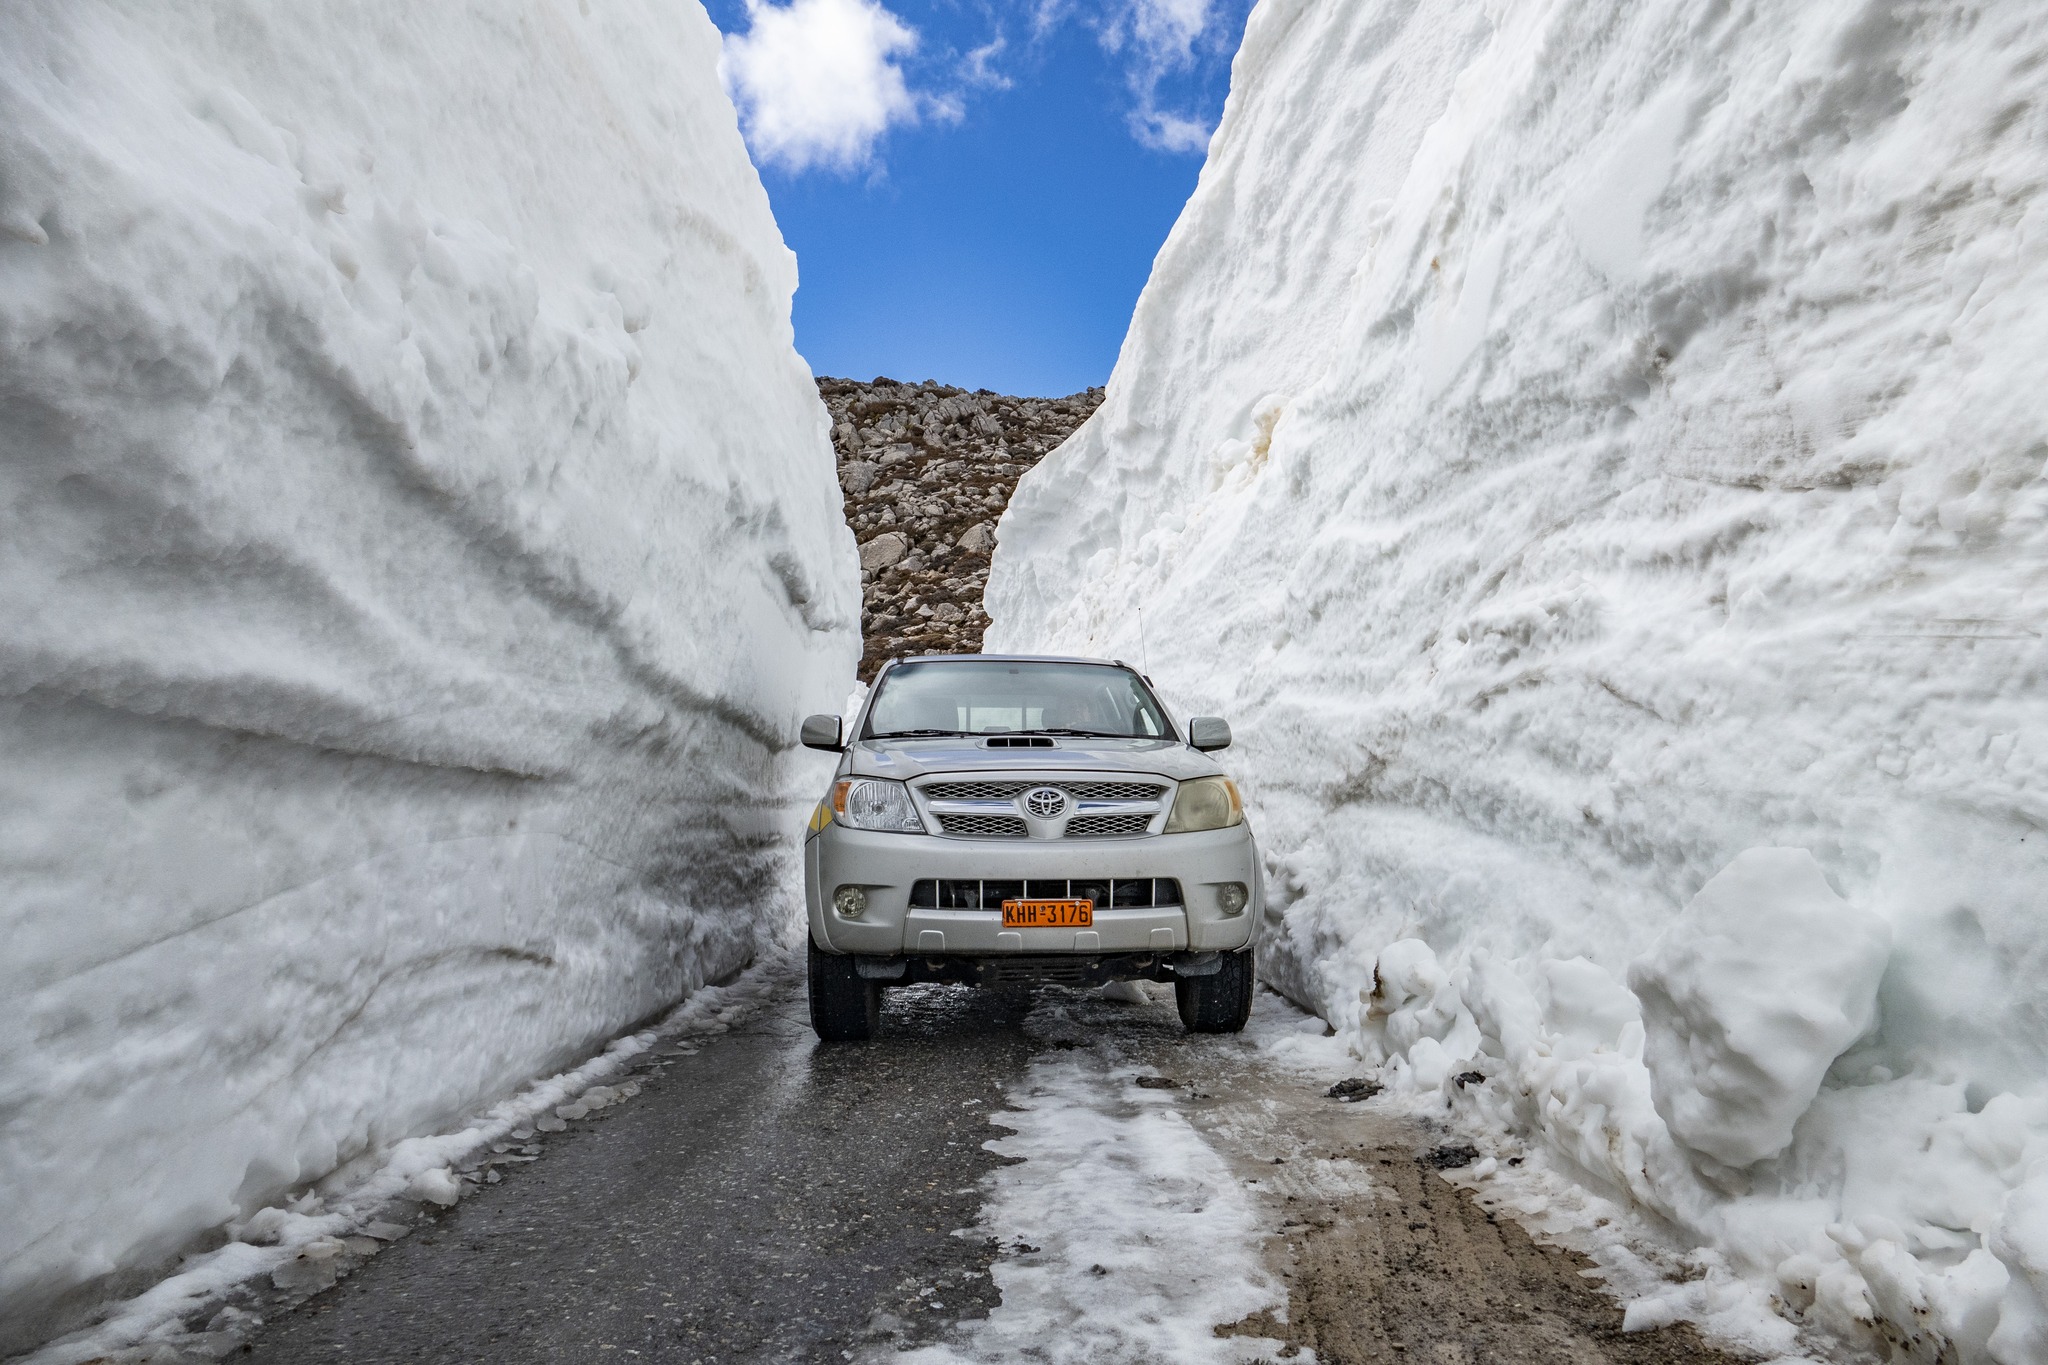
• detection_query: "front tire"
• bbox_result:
[808,939,881,1041]
[1176,951,1254,1034]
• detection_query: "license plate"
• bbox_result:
[1002,898,1094,928]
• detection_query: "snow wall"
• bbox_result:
[0,1,857,1344]
[987,0,2048,1358]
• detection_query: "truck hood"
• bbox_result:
[844,736,1228,783]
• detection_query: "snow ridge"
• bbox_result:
[987,0,2048,1359]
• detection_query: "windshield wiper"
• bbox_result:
[1012,727,1132,738]
[869,728,970,739]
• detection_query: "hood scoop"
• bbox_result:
[984,735,1056,749]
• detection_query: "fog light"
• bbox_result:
[834,885,868,919]
[1217,882,1249,916]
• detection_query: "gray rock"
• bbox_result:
[817,374,1101,673]
[859,532,911,571]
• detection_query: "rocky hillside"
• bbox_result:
[819,376,1104,678]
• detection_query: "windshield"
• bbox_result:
[863,660,1175,740]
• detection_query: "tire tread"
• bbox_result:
[1176,951,1254,1033]
[808,940,881,1041]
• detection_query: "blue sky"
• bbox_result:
[704,0,1255,397]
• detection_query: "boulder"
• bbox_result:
[858,532,910,571]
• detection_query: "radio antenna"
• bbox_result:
[1138,607,1150,675]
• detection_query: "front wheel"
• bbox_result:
[808,939,881,1041]
[1176,951,1254,1034]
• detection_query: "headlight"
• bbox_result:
[832,778,925,833]
[1164,776,1244,833]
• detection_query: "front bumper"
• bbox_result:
[805,822,1262,956]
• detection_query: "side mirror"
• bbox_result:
[800,714,844,752]
[1187,717,1232,752]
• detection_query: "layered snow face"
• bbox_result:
[987,0,2048,1357]
[0,0,856,1344]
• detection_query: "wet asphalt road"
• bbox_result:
[219,975,1761,1365]
[240,982,1041,1365]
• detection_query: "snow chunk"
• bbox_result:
[1629,849,1891,1167]
[403,1169,463,1210]
[1989,1175,2048,1364]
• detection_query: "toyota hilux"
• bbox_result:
[799,654,1261,1041]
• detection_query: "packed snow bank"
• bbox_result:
[22,948,799,1365]
[986,0,2048,1357]
[0,0,857,1345]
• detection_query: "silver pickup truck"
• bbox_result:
[799,653,1261,1041]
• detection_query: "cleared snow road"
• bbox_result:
[228,982,1027,1364]
[221,975,1755,1365]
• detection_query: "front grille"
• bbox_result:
[1063,781,1166,801]
[982,957,1095,985]
[910,878,1183,909]
[935,813,1027,838]
[924,781,1031,801]
[920,779,1165,802]
[1066,813,1154,838]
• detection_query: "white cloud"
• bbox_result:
[1131,108,1212,154]
[1093,0,1226,155]
[1127,0,1212,65]
[1029,0,1072,41]
[961,35,1012,91]
[720,0,922,173]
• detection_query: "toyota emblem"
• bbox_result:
[1022,786,1068,819]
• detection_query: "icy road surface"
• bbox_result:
[187,976,1758,1365]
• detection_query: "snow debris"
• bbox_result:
[986,0,2048,1359]
[268,1240,349,1295]
[0,0,857,1346]
[894,1014,1289,1363]
[403,1169,463,1210]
